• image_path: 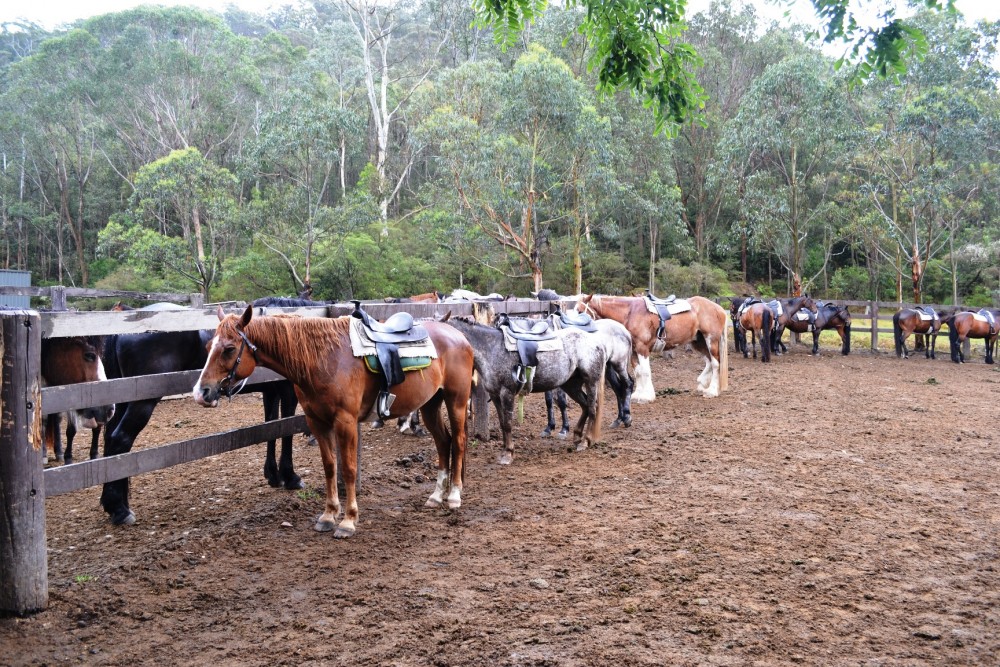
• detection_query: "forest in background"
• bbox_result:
[0,0,997,304]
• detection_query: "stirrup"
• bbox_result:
[377,391,396,418]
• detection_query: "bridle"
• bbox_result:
[220,328,258,399]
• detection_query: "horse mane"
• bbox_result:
[252,296,328,307]
[234,315,350,387]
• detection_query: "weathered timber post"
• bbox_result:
[869,301,879,352]
[189,293,204,308]
[49,286,67,311]
[472,381,490,441]
[0,310,47,614]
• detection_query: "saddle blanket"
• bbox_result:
[501,328,563,353]
[917,310,938,321]
[644,297,692,316]
[793,310,811,322]
[973,313,990,323]
[348,317,438,359]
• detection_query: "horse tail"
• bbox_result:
[761,308,772,362]
[843,323,851,355]
[893,312,903,357]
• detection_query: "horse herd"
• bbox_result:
[27,290,729,538]
[28,290,995,539]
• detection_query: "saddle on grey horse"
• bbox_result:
[351,301,430,417]
[553,307,597,333]
[645,289,675,339]
[496,313,558,394]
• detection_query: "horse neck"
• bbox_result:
[243,316,344,387]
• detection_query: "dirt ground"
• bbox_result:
[3,342,1000,666]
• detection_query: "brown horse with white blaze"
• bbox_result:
[576,294,728,402]
[192,305,475,538]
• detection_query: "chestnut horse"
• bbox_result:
[193,306,474,538]
[893,307,948,359]
[576,294,728,402]
[737,301,775,362]
[40,335,115,464]
[384,291,443,304]
[949,309,1000,364]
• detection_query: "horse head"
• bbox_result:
[40,336,116,428]
[193,305,259,407]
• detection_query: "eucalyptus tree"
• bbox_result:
[101,147,237,298]
[475,0,956,135]
[850,10,999,303]
[1,29,107,285]
[415,47,596,292]
[81,7,260,176]
[722,51,853,292]
[335,0,455,230]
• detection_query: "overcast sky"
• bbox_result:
[1,0,994,39]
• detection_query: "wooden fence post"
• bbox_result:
[189,293,204,308]
[0,310,47,614]
[49,286,67,311]
[869,301,879,352]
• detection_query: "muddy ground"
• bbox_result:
[2,342,1000,666]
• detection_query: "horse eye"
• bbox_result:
[84,352,97,363]
[223,345,237,356]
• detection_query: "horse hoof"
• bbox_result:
[557,430,569,439]
[306,436,318,446]
[498,453,513,465]
[314,519,337,532]
[540,429,553,438]
[425,497,442,508]
[110,508,136,526]
[447,499,461,510]
[284,477,305,491]
[575,442,589,452]
[413,426,429,438]
[334,526,355,539]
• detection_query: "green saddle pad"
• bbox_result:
[363,355,433,374]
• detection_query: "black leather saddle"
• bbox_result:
[644,290,675,339]
[554,307,597,333]
[496,313,558,393]
[351,301,429,417]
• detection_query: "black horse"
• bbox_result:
[98,298,314,526]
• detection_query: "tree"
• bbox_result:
[108,147,237,297]
[475,0,957,135]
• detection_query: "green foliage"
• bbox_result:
[653,260,730,297]
[829,265,873,300]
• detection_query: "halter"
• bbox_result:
[220,328,258,399]
[580,297,599,319]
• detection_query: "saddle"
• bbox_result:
[496,313,559,394]
[736,297,762,321]
[553,307,598,333]
[350,301,430,417]
[644,290,675,339]
[977,308,997,335]
[916,305,939,321]
[764,299,784,319]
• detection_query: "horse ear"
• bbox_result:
[216,305,227,321]
[439,310,452,322]
[240,304,254,328]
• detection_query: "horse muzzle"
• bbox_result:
[193,384,220,408]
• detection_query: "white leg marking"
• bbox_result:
[632,355,656,403]
[426,469,449,507]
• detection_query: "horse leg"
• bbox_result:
[89,425,102,460]
[101,398,160,525]
[277,384,304,489]
[926,333,935,359]
[495,393,516,465]
[64,413,77,464]
[607,365,632,428]
[421,394,463,508]
[261,387,282,488]
[398,411,427,437]
[987,335,996,364]
[561,377,598,452]
[310,418,345,535]
[901,333,910,359]
[632,354,656,403]
[542,390,557,437]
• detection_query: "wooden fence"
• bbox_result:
[0,296,562,614]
